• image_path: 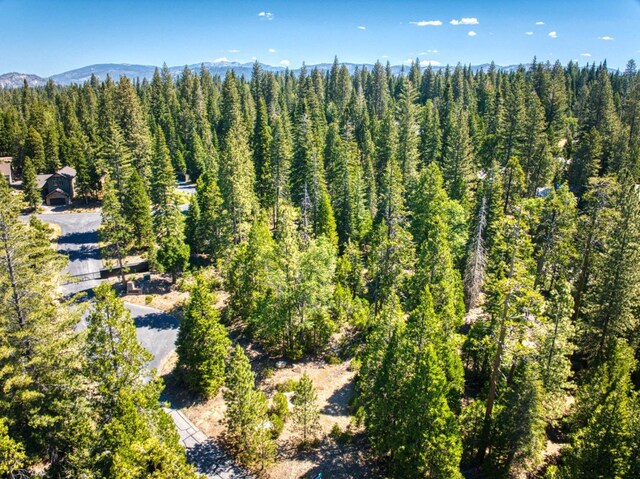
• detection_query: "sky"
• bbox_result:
[0,0,638,76]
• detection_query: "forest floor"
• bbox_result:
[162,352,381,479]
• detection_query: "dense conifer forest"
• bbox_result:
[1,57,640,478]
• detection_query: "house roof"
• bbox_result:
[0,163,11,177]
[36,174,52,189]
[0,156,12,163]
[57,166,76,178]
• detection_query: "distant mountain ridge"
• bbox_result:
[1,60,528,88]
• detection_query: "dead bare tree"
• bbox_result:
[464,197,487,309]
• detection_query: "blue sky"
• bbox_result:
[0,0,638,76]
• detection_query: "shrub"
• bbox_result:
[271,391,289,420]
[269,413,285,439]
[325,353,342,365]
[275,378,299,393]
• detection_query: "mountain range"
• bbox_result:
[0,60,524,89]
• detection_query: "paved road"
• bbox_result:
[35,209,243,479]
[126,302,179,371]
[36,211,103,295]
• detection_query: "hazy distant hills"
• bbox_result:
[0,60,526,89]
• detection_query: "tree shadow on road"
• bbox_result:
[186,440,252,478]
[133,312,179,330]
[59,243,100,262]
[58,230,99,245]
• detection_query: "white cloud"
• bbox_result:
[422,60,441,66]
[580,53,592,57]
[357,25,366,30]
[381,55,389,58]
[251,56,258,60]
[450,17,479,25]
[403,58,414,65]
[258,11,273,20]
[525,31,534,35]
[409,20,443,26]
[598,35,614,41]
[213,57,229,63]
[535,21,545,25]
[548,31,558,38]
[268,48,276,53]
[468,31,477,36]
[228,49,240,53]
[279,59,290,66]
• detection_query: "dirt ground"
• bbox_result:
[122,273,190,312]
[164,347,381,479]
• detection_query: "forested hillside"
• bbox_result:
[1,57,640,478]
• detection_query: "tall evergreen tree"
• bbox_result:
[176,277,230,398]
[85,283,198,478]
[100,175,132,285]
[219,72,258,244]
[224,345,276,471]
[0,183,91,473]
[122,169,153,251]
[22,156,41,210]
[292,373,321,445]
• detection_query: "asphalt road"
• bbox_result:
[36,211,178,369]
[36,211,103,295]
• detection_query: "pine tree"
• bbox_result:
[85,283,198,478]
[156,225,190,283]
[226,213,276,322]
[440,103,474,202]
[292,373,321,445]
[150,127,176,210]
[184,192,201,254]
[176,277,230,398]
[0,183,91,473]
[464,195,487,309]
[268,114,292,224]
[22,156,41,210]
[100,120,132,195]
[369,156,414,313]
[361,289,463,478]
[252,96,273,207]
[419,100,441,166]
[315,187,339,247]
[219,72,258,244]
[396,79,420,192]
[580,173,640,359]
[561,340,637,479]
[476,213,544,466]
[84,283,153,415]
[23,126,46,172]
[122,169,153,251]
[532,185,577,292]
[521,88,551,194]
[224,345,276,470]
[100,175,132,285]
[116,76,152,179]
[194,170,228,259]
[0,418,25,476]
